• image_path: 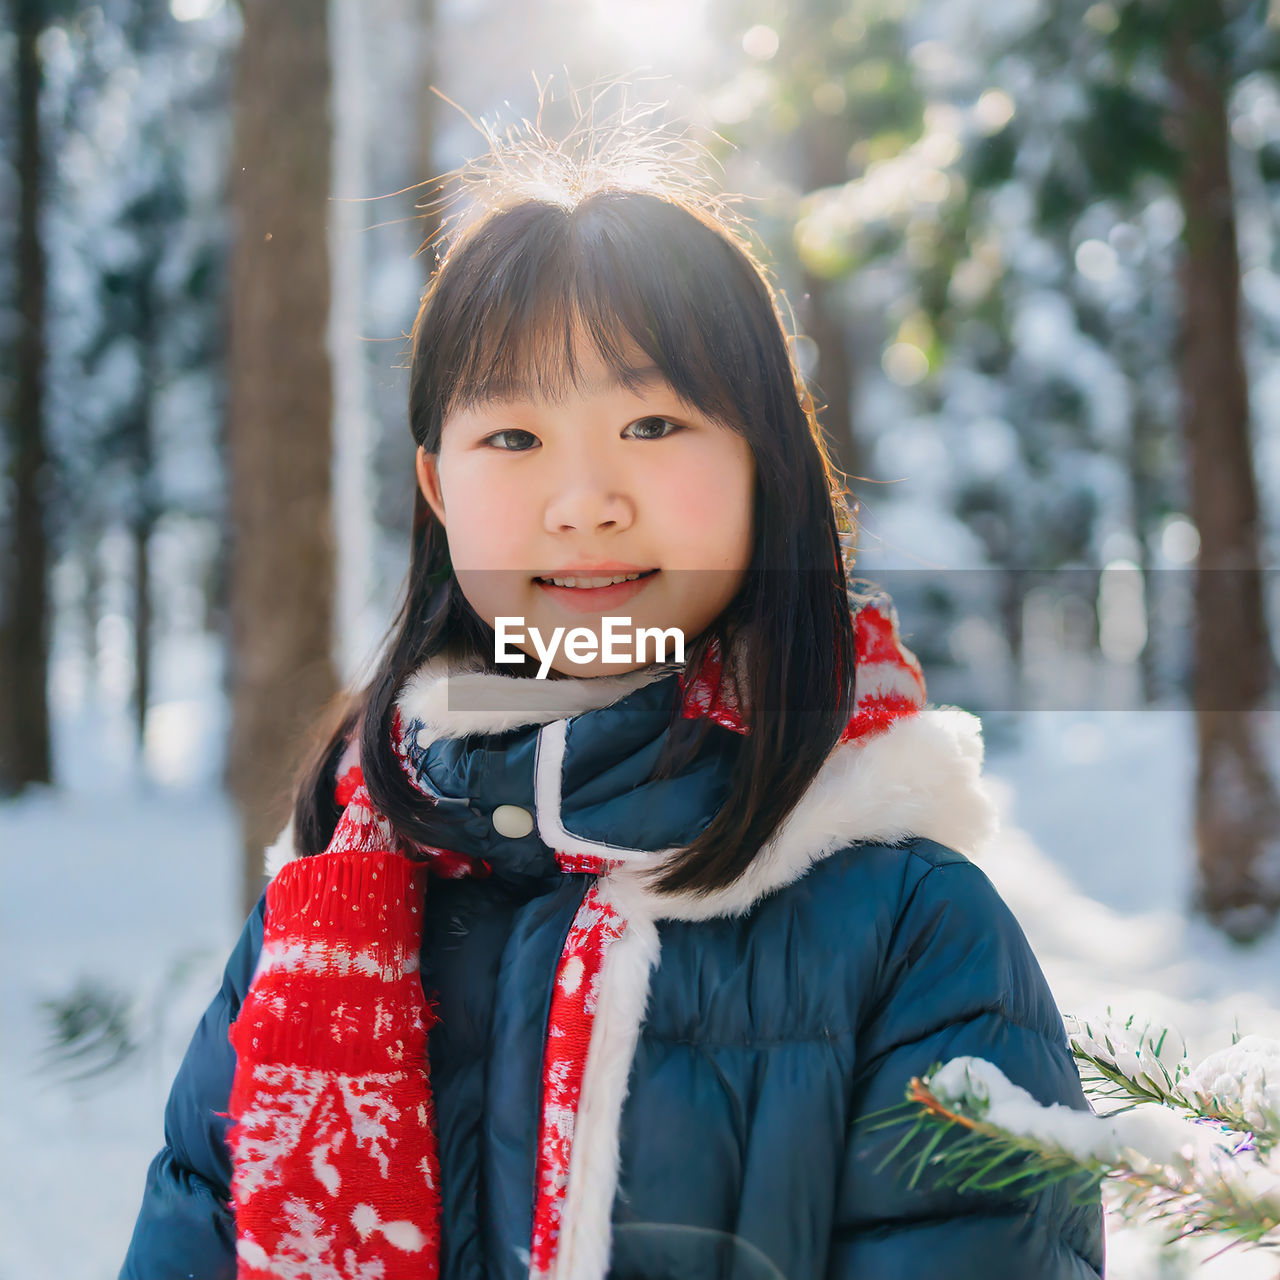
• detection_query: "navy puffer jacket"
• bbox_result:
[122,662,1105,1280]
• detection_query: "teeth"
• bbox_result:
[544,572,645,588]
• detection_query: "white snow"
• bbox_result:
[1183,1036,1280,1133]
[927,1056,1223,1170]
[927,1054,1280,1254]
[1064,1011,1191,1105]
[1,633,240,1279]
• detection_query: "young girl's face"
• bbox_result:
[416,332,756,677]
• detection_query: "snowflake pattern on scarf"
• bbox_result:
[226,783,442,1280]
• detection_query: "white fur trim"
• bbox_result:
[854,659,926,704]
[535,706,999,922]
[396,660,676,743]
[336,734,361,776]
[640,705,998,922]
[269,697,998,919]
[550,885,661,1280]
[264,818,296,879]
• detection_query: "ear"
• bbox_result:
[416,446,446,526]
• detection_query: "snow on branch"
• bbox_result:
[862,1013,1280,1256]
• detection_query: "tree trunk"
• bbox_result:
[801,269,863,486]
[131,274,159,760]
[80,518,103,696]
[798,112,863,488]
[1168,5,1280,940]
[227,0,338,917]
[1,0,53,794]
[1127,394,1163,706]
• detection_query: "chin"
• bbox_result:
[549,658,652,680]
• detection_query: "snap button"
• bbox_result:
[491,804,534,839]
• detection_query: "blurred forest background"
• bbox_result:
[5,0,1274,931]
[3,0,1280,932]
[4,1,1280,1273]
[2,0,1280,927]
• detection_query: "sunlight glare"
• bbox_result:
[171,0,225,19]
[589,0,712,66]
[1075,238,1118,283]
[742,25,780,60]
[974,89,1015,134]
[882,343,929,386]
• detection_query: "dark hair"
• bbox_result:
[292,185,856,897]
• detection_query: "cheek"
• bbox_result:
[648,438,754,568]
[438,461,535,570]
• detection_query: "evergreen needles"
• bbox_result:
[861,1015,1280,1257]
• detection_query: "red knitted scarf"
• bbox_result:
[225,597,925,1279]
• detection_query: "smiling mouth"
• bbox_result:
[532,569,659,589]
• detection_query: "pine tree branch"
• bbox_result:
[864,1057,1280,1253]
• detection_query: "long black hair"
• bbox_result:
[291,185,857,897]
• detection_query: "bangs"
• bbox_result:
[413,193,781,439]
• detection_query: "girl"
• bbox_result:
[122,135,1104,1280]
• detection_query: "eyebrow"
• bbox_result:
[582,363,666,395]
[466,363,670,410]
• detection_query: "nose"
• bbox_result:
[543,457,635,536]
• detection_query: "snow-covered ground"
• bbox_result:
[1,633,242,1280]
[2,693,1279,1278]
[0,778,239,1280]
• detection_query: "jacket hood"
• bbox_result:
[266,599,999,923]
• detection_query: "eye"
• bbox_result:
[624,416,684,441]
[482,429,539,451]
